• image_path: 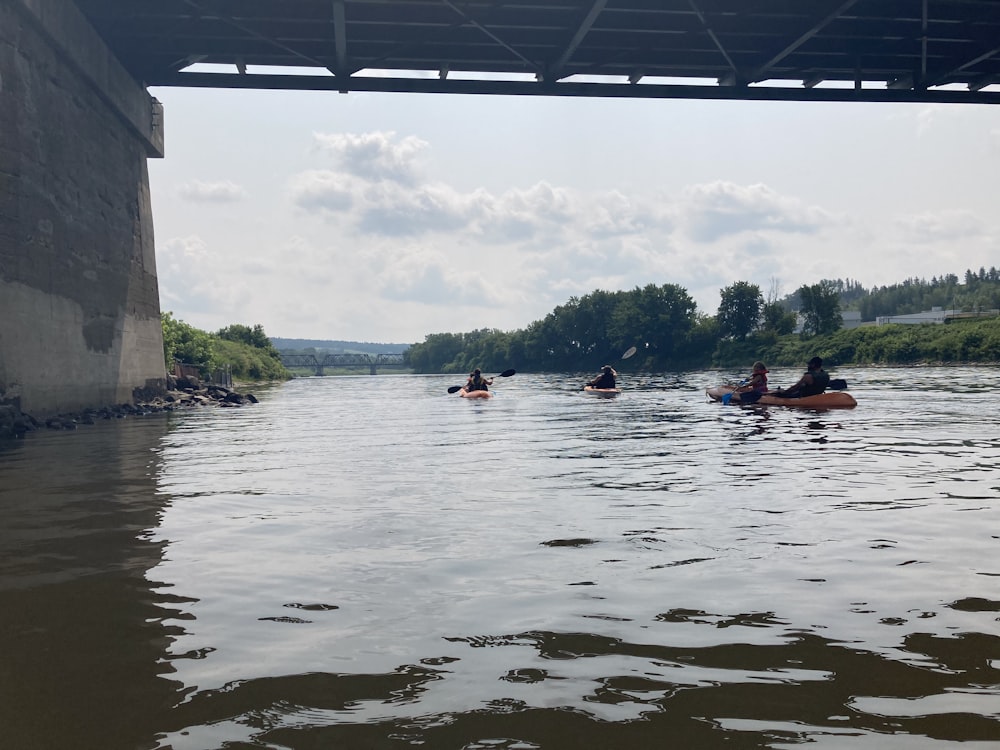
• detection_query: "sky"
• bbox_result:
[146,81,1000,344]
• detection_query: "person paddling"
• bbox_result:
[465,368,493,392]
[772,357,830,398]
[734,361,768,394]
[587,365,618,390]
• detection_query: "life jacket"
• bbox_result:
[752,373,768,393]
[469,375,488,391]
[591,371,616,389]
[800,368,829,396]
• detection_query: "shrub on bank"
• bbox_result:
[162,312,290,382]
[710,317,1000,369]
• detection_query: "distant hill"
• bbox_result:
[271,338,411,354]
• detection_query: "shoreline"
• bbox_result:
[0,374,259,441]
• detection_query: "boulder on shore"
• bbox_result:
[0,377,259,441]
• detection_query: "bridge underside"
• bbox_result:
[75,0,1000,104]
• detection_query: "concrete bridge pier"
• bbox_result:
[1,0,166,417]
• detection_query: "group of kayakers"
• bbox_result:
[730,356,831,398]
[464,357,832,399]
[585,355,833,398]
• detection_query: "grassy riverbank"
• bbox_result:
[712,316,1000,369]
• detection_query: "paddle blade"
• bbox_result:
[621,346,637,360]
[498,368,516,377]
[721,392,733,405]
[828,378,848,390]
[447,385,463,394]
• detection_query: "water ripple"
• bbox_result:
[2,367,999,748]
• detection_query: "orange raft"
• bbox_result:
[459,388,492,399]
[706,385,857,409]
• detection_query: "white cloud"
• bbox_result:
[177,180,247,202]
[893,209,986,243]
[675,181,838,242]
[288,170,356,213]
[312,131,428,185]
[356,180,472,236]
[377,253,503,306]
[146,88,1000,342]
[157,235,252,318]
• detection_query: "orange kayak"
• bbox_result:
[460,389,492,399]
[707,385,857,409]
[584,386,621,397]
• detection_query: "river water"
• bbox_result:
[1,366,999,749]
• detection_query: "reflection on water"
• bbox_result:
[1,367,999,749]
[0,419,184,750]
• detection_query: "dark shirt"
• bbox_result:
[797,368,829,397]
[590,372,616,389]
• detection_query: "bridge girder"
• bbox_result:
[72,0,1000,105]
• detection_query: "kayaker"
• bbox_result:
[588,365,617,390]
[773,357,830,398]
[734,361,768,393]
[465,368,493,392]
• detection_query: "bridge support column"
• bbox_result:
[1,0,166,417]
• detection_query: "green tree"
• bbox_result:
[213,338,289,380]
[406,332,465,373]
[798,282,842,336]
[717,281,763,339]
[761,301,797,335]
[217,323,281,358]
[609,283,696,366]
[162,311,216,372]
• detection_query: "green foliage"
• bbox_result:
[798,281,842,336]
[761,300,797,335]
[407,284,698,374]
[213,339,289,381]
[218,323,282,358]
[835,268,1000,322]
[718,281,763,339]
[162,313,290,382]
[711,317,1000,369]
[163,267,1000,382]
[162,311,217,372]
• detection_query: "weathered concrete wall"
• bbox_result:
[0,0,166,417]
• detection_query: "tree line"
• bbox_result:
[406,269,1000,374]
[160,266,1000,381]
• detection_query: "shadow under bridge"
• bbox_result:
[280,353,406,375]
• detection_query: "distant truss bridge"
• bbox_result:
[280,352,407,375]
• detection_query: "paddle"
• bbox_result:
[447,369,516,394]
[721,378,749,405]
